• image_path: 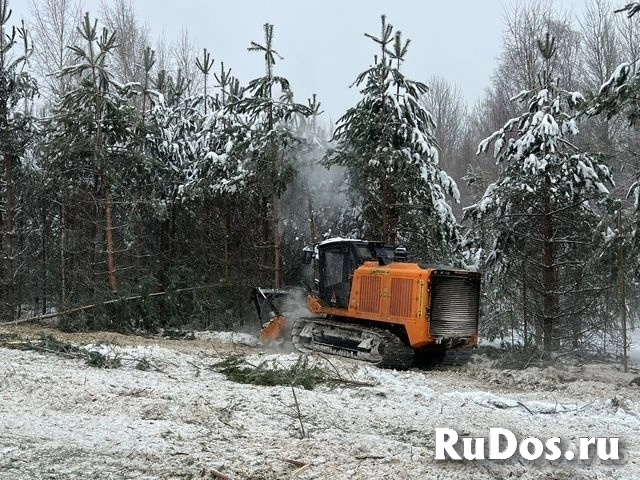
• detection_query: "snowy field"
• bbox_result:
[0,326,639,480]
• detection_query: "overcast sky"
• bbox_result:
[15,0,588,120]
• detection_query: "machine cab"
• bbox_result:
[315,239,401,309]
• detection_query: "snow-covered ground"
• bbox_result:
[0,327,639,479]
[192,330,261,346]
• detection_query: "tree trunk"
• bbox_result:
[90,194,100,295]
[308,198,318,280]
[261,197,270,286]
[103,173,117,292]
[0,65,15,320]
[273,191,281,289]
[522,264,527,347]
[60,204,67,307]
[619,210,628,373]
[2,149,16,321]
[380,176,398,245]
[542,181,555,352]
[135,204,143,274]
[41,200,47,315]
[381,177,388,243]
[0,5,15,321]
[388,190,398,245]
[223,199,231,280]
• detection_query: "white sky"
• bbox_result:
[139,0,508,120]
[14,0,589,121]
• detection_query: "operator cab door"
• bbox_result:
[318,243,357,309]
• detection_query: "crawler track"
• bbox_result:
[291,317,415,370]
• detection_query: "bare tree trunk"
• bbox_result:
[103,173,117,292]
[381,177,388,243]
[135,202,143,274]
[308,198,318,280]
[522,264,527,347]
[273,191,281,289]
[41,200,47,315]
[90,193,100,295]
[380,176,399,245]
[2,149,16,321]
[60,204,66,306]
[619,210,628,372]
[223,199,230,280]
[261,197,270,285]
[0,18,15,321]
[542,182,555,352]
[388,192,398,245]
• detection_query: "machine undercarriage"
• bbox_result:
[291,317,415,369]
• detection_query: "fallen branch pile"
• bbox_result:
[0,334,122,368]
[211,354,376,390]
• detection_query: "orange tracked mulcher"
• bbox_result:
[260,238,481,369]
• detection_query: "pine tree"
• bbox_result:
[325,16,459,259]
[45,13,143,297]
[233,23,313,288]
[141,46,155,116]
[0,0,38,321]
[466,33,613,352]
[145,59,251,281]
[195,47,214,114]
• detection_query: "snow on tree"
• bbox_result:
[144,59,247,204]
[584,1,640,368]
[0,0,39,321]
[325,15,459,260]
[145,24,315,288]
[231,23,313,288]
[588,2,640,223]
[466,33,614,352]
[145,61,254,280]
[44,13,144,294]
